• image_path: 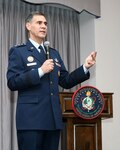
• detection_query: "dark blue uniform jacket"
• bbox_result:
[7,40,90,130]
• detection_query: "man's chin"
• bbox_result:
[39,36,46,39]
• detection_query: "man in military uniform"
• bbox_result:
[7,11,97,150]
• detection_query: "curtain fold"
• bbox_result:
[0,0,80,149]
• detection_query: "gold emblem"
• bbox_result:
[27,56,34,62]
[58,71,60,77]
[86,91,91,97]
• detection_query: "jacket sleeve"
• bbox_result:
[7,47,41,91]
[58,53,90,89]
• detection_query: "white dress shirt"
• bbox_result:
[29,38,88,78]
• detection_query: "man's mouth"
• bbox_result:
[40,31,46,34]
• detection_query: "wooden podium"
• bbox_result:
[59,92,113,150]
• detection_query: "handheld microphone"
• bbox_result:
[44,41,50,59]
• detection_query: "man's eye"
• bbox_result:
[37,21,47,26]
[44,22,47,26]
[38,21,42,24]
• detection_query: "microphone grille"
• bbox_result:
[44,41,50,47]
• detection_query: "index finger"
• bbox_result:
[91,51,97,60]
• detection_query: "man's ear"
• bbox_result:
[26,22,31,31]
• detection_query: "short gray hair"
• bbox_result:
[25,11,46,23]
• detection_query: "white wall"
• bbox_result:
[80,11,96,87]
[95,0,120,149]
[80,0,120,149]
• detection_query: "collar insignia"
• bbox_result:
[30,47,34,50]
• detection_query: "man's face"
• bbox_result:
[26,15,47,42]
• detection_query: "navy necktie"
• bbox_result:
[38,45,46,59]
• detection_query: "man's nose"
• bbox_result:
[41,23,46,28]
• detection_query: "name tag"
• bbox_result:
[27,62,37,66]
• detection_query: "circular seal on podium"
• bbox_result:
[72,86,105,119]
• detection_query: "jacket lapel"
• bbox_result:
[26,40,46,64]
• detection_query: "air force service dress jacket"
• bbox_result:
[7,40,90,130]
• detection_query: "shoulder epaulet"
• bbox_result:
[14,43,26,48]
